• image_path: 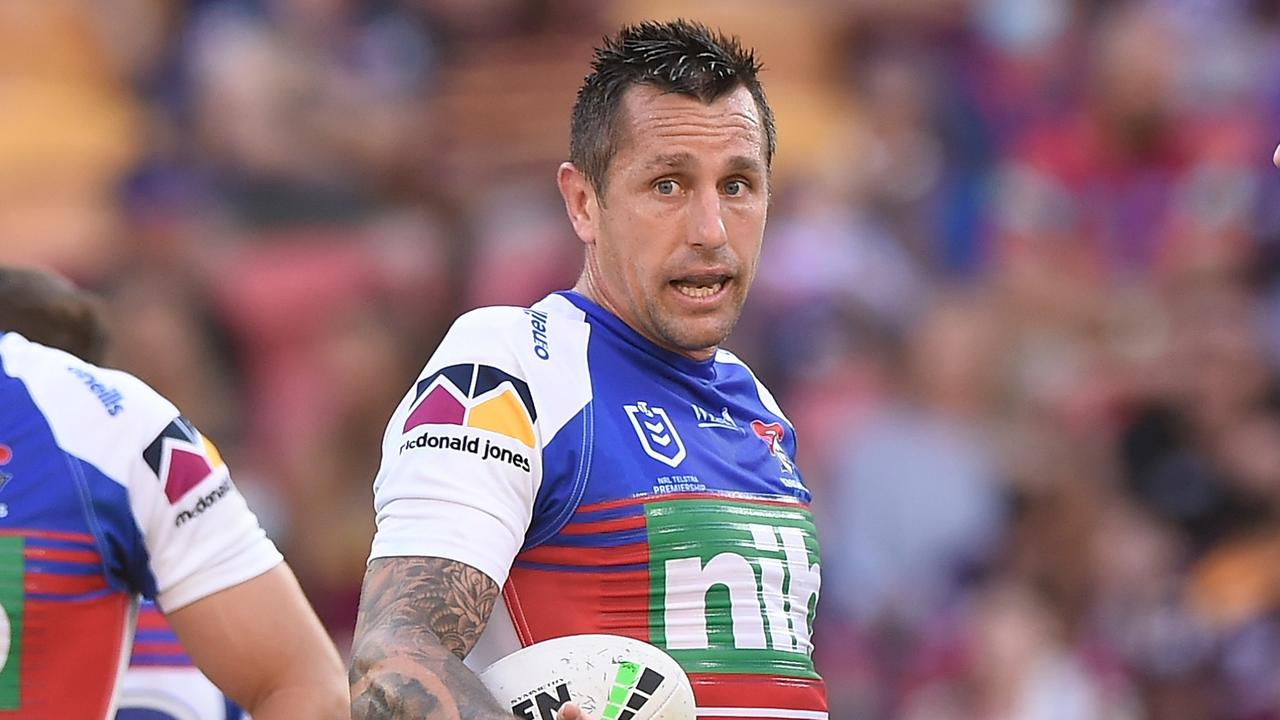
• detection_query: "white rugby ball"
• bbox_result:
[478,634,695,720]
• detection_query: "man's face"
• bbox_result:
[569,84,769,361]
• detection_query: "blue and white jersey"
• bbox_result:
[371,291,827,720]
[0,332,281,719]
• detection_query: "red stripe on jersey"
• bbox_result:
[576,491,806,515]
[0,593,130,719]
[688,673,828,714]
[26,571,110,596]
[558,515,646,535]
[516,543,647,568]
[503,580,534,645]
[25,547,98,564]
[505,564,651,647]
[136,607,170,630]
[131,641,186,656]
[0,528,94,543]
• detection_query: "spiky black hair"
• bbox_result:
[569,20,776,195]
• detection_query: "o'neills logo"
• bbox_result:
[400,430,530,472]
[174,478,232,527]
[67,366,124,416]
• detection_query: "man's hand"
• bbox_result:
[557,703,595,720]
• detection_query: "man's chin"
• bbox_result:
[658,318,737,358]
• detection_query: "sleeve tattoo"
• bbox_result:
[349,556,512,719]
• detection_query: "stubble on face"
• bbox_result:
[639,246,753,355]
[585,85,768,361]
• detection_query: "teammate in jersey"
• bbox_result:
[0,267,347,719]
[350,20,826,720]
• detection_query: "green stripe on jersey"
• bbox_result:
[645,499,820,680]
[0,537,23,709]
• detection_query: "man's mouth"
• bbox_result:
[671,274,731,300]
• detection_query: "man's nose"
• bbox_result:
[687,188,728,249]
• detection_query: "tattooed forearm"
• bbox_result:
[349,556,511,720]
[356,556,498,660]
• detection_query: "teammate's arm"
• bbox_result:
[167,563,348,719]
[349,556,511,719]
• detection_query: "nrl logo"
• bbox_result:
[624,402,686,468]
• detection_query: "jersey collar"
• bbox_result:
[554,291,719,381]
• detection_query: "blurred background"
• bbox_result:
[3,0,1280,717]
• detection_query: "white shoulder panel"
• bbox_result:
[525,293,592,446]
[0,333,282,610]
[369,298,592,585]
[1,332,177,484]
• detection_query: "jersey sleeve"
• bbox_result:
[1,335,283,613]
[369,307,544,586]
[128,410,283,612]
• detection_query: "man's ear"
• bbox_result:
[557,162,599,245]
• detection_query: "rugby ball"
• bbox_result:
[478,634,695,720]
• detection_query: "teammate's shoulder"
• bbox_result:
[0,331,174,423]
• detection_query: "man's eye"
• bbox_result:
[724,180,744,196]
[655,180,677,195]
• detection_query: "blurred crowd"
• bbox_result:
[4,0,1280,717]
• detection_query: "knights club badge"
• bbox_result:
[751,419,798,476]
